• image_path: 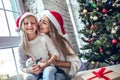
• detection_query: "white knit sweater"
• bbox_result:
[56,41,81,77]
[18,33,59,69]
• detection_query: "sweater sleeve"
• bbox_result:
[65,42,81,77]
[43,34,59,58]
[18,45,28,70]
[67,55,81,77]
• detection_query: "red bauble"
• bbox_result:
[90,25,95,29]
[102,8,107,14]
[112,39,118,44]
[100,48,103,53]
[87,38,92,43]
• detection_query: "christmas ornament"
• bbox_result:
[111,29,116,34]
[96,7,99,10]
[119,37,120,40]
[107,1,113,5]
[112,39,118,44]
[87,38,92,43]
[115,14,120,19]
[93,16,98,21]
[84,0,89,7]
[82,9,88,14]
[112,2,117,7]
[92,32,96,36]
[113,22,116,26]
[99,48,103,53]
[102,8,107,14]
[106,0,113,9]
[114,26,119,30]
[91,61,95,65]
[90,16,93,19]
[90,3,97,8]
[90,24,95,29]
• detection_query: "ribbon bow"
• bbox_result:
[88,67,113,80]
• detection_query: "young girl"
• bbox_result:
[38,10,81,80]
[16,12,59,80]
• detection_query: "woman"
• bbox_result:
[38,10,81,80]
[16,12,59,80]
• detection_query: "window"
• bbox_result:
[0,0,24,80]
[0,0,20,36]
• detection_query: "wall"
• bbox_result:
[22,0,80,53]
[69,0,85,53]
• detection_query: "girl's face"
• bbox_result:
[23,16,37,35]
[38,15,51,34]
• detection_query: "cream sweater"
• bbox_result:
[18,33,59,69]
[57,41,81,77]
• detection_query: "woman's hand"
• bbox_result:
[53,60,57,65]
[37,60,48,69]
[53,60,71,68]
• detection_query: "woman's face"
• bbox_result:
[38,15,51,34]
[23,16,37,35]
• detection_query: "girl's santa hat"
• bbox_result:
[41,10,66,35]
[16,12,35,32]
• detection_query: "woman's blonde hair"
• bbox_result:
[47,20,74,56]
[20,15,38,54]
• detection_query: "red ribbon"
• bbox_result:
[88,67,113,80]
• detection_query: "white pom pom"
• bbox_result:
[15,28,20,32]
[63,34,68,39]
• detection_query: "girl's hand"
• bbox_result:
[32,64,43,75]
[26,64,42,75]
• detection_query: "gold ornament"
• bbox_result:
[111,29,116,34]
[82,9,88,14]
[92,32,96,36]
[91,61,95,64]
[93,16,98,21]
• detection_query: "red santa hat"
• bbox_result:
[41,10,65,35]
[16,12,35,32]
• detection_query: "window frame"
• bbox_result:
[0,0,24,80]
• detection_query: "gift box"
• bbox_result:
[81,67,120,80]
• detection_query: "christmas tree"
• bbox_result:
[78,0,120,65]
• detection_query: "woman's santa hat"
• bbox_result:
[16,12,35,32]
[41,10,66,35]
